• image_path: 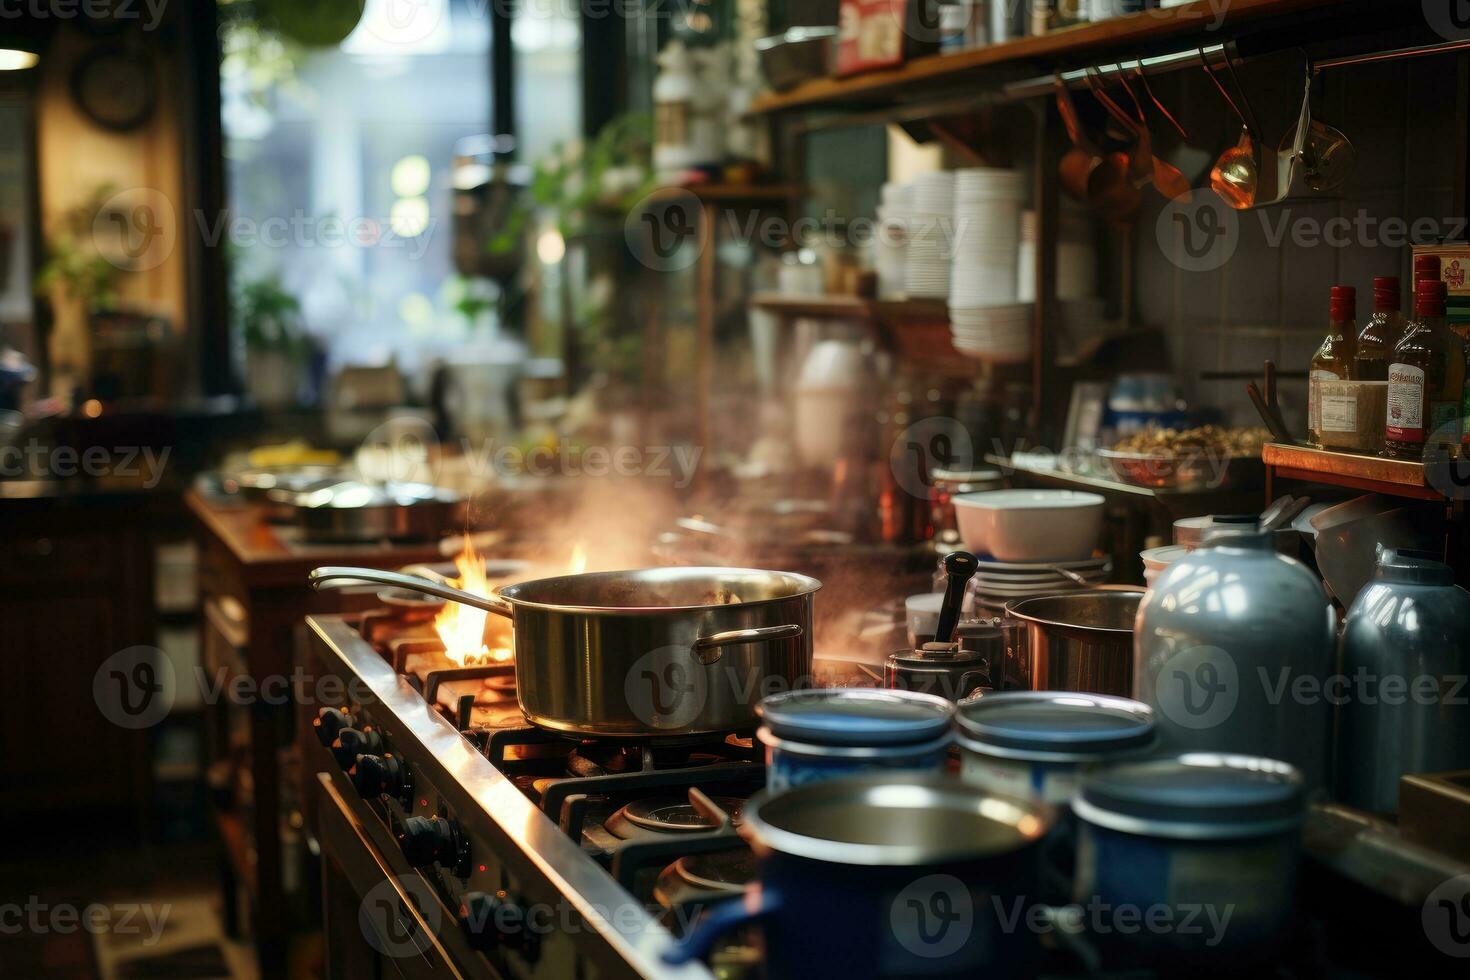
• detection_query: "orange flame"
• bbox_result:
[435,543,497,666]
[567,542,588,575]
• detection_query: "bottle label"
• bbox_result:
[1320,393,1356,433]
[1387,363,1426,443]
[1308,368,1339,436]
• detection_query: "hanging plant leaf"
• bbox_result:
[257,0,366,47]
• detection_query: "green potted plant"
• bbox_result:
[234,273,307,409]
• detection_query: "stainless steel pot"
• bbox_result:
[309,565,820,737]
[277,481,463,542]
[1002,590,1143,696]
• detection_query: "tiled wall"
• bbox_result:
[1131,55,1460,434]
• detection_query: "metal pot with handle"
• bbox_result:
[309,565,820,737]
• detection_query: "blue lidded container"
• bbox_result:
[755,688,954,791]
[1072,753,1305,968]
[956,691,1156,902]
[955,691,1156,803]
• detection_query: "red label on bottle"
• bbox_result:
[1386,364,1426,443]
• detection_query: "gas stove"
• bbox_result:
[303,609,851,979]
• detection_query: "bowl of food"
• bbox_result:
[1097,426,1270,491]
[952,489,1105,562]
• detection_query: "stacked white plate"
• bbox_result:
[949,302,1033,363]
[970,555,1111,608]
[904,172,955,298]
[948,168,1030,361]
[875,183,911,300]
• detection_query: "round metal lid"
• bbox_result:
[956,691,1154,757]
[756,688,955,746]
[1075,753,1304,840]
[888,642,987,669]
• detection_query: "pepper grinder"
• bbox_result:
[934,551,979,644]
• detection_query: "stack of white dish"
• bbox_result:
[904,172,956,298]
[875,183,911,300]
[948,168,1032,362]
[949,303,1033,363]
[970,555,1111,608]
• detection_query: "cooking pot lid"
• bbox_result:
[956,692,1154,754]
[1076,753,1304,839]
[756,689,954,746]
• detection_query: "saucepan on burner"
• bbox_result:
[665,774,1054,979]
[308,565,820,738]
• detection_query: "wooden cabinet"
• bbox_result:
[0,496,156,825]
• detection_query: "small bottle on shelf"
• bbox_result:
[1354,276,1402,382]
[1309,285,1357,446]
[1385,280,1465,460]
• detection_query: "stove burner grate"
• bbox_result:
[604,795,745,841]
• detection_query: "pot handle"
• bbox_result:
[662,889,779,966]
[308,565,515,619]
[691,624,804,665]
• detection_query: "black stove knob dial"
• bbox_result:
[352,754,411,804]
[395,815,464,871]
[330,727,382,769]
[459,890,536,959]
[314,707,351,746]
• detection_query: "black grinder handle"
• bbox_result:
[934,551,979,644]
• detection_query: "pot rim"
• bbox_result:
[742,774,1053,867]
[1003,591,1145,634]
[756,725,953,760]
[496,565,823,615]
[954,691,1156,759]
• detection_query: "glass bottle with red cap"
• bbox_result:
[1309,285,1357,446]
[1354,276,1402,383]
[1386,279,1465,459]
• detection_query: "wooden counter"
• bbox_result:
[185,488,448,974]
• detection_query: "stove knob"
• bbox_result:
[459,890,535,957]
[330,727,382,769]
[352,754,411,804]
[314,707,351,746]
[396,814,457,868]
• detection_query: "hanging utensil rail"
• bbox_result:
[1004,36,1470,101]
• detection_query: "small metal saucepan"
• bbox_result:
[1002,589,1144,696]
[309,565,820,737]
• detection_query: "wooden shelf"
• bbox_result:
[750,293,949,325]
[749,0,1340,114]
[643,183,800,204]
[751,293,972,375]
[1263,443,1446,501]
[987,452,1263,508]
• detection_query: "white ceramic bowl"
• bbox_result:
[952,489,1105,562]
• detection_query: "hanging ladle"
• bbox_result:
[1122,65,1192,201]
[1056,75,1140,223]
[1202,49,1262,209]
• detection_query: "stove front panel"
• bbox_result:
[305,615,718,980]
